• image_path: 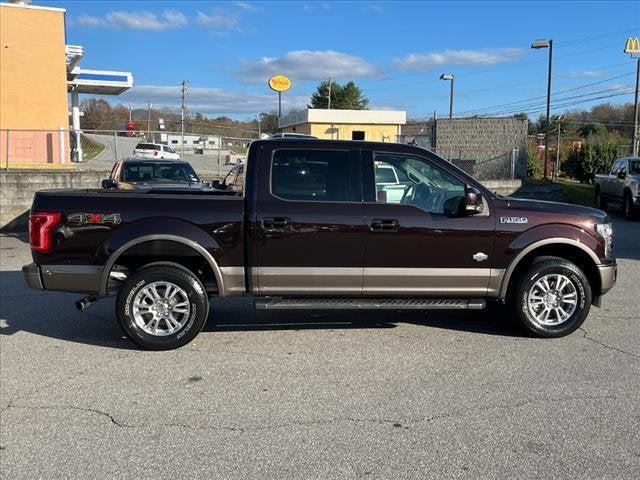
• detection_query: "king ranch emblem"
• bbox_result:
[500,216,528,224]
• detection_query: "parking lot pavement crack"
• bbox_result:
[579,327,640,359]
[4,404,132,428]
[0,352,136,416]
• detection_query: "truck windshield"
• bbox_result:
[630,160,640,174]
[122,162,200,183]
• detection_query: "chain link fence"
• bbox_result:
[1,129,255,178]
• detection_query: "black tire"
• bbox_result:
[116,265,209,350]
[511,257,591,338]
[623,190,635,221]
[595,187,606,210]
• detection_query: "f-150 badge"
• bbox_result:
[500,216,528,224]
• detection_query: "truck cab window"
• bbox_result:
[271,149,350,202]
[373,152,465,215]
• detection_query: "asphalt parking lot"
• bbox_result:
[1,214,638,479]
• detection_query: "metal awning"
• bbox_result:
[67,68,133,95]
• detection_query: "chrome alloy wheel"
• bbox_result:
[527,274,578,326]
[132,281,191,336]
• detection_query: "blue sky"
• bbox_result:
[43,0,639,120]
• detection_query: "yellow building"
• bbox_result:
[0,1,69,131]
[0,1,70,165]
[0,1,132,165]
[279,109,406,142]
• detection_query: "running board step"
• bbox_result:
[255,298,486,310]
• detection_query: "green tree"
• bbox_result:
[562,133,625,183]
[577,122,607,138]
[309,80,369,109]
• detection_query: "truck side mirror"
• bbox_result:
[617,170,626,180]
[465,187,483,215]
[101,179,118,189]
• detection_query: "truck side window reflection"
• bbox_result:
[374,152,464,215]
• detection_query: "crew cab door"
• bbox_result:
[252,144,366,295]
[362,149,496,296]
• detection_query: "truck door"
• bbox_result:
[252,145,366,295]
[361,149,496,297]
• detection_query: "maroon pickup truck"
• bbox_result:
[23,139,617,350]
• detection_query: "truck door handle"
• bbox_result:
[370,218,399,232]
[262,217,290,229]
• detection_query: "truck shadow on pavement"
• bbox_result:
[0,270,522,349]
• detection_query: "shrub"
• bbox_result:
[562,134,625,183]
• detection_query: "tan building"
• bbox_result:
[0,2,69,164]
[279,109,406,142]
[0,1,132,166]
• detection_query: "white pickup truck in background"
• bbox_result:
[595,157,640,220]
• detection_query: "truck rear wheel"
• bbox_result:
[116,266,209,350]
[512,257,591,337]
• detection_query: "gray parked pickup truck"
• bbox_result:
[595,157,640,220]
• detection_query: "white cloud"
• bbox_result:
[74,10,188,30]
[121,85,309,116]
[75,14,101,27]
[238,50,379,83]
[565,70,608,79]
[196,11,239,30]
[394,48,524,71]
[610,84,635,94]
[234,1,259,12]
[162,10,188,28]
[303,2,332,12]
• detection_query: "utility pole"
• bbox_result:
[555,118,562,181]
[327,77,332,109]
[146,101,152,141]
[181,80,188,155]
[128,103,132,123]
[633,58,639,156]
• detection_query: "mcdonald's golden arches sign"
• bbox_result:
[624,37,640,54]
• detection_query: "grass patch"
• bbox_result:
[81,136,106,162]
[556,179,595,207]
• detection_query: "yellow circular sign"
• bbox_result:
[268,75,291,92]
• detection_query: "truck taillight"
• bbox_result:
[29,212,62,252]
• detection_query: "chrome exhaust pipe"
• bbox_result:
[75,296,97,311]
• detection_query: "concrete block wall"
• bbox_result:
[0,169,109,231]
[434,117,528,180]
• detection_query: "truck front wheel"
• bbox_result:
[116,266,209,350]
[512,257,591,337]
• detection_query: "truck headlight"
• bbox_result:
[595,222,614,259]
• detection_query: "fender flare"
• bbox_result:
[99,234,226,297]
[499,237,601,299]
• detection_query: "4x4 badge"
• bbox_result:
[473,252,488,262]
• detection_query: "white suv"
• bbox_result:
[133,143,180,160]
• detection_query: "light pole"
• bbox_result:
[531,39,553,180]
[440,73,454,119]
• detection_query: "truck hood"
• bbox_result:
[505,197,608,223]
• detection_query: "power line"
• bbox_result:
[486,86,635,116]
[455,72,634,116]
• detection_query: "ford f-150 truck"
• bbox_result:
[22,139,617,350]
[594,156,640,220]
